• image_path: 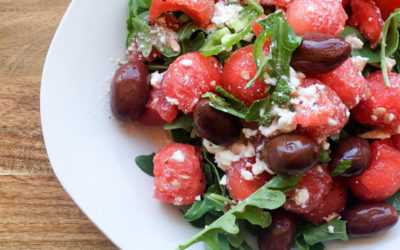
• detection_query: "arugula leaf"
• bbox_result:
[178,175,301,250]
[131,18,153,57]
[301,220,348,245]
[381,9,400,87]
[135,153,155,176]
[294,220,348,250]
[246,0,263,15]
[164,115,193,132]
[203,148,225,194]
[184,187,225,222]
[200,7,259,56]
[178,22,202,41]
[248,11,302,108]
[319,148,331,163]
[386,189,400,214]
[203,87,248,119]
[330,160,352,177]
[338,26,381,63]
[182,32,206,54]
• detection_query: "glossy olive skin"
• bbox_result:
[262,134,319,175]
[342,202,399,237]
[111,61,150,122]
[290,32,351,74]
[193,100,242,146]
[331,136,371,177]
[258,211,296,250]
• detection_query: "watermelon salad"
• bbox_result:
[110,0,400,249]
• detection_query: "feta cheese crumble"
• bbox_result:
[212,2,243,26]
[327,225,335,234]
[150,71,165,89]
[293,188,310,208]
[345,34,364,50]
[171,150,185,162]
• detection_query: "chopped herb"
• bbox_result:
[381,9,400,87]
[330,160,352,177]
[135,153,155,177]
[178,175,302,250]
[294,219,348,250]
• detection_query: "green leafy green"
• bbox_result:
[164,115,193,132]
[381,9,400,87]
[200,7,259,56]
[294,220,348,250]
[178,175,301,250]
[135,153,155,176]
[330,160,352,177]
[386,189,400,214]
[247,10,302,108]
[319,148,331,163]
[184,186,226,222]
[202,86,248,119]
[338,26,381,63]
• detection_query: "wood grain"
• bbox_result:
[0,0,117,248]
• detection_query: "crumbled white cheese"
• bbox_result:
[150,71,165,89]
[180,59,193,67]
[264,77,277,86]
[214,140,255,171]
[293,188,310,208]
[220,175,227,185]
[385,56,396,71]
[151,24,180,53]
[203,139,227,154]
[166,96,180,105]
[259,120,280,138]
[327,225,335,234]
[242,33,254,42]
[240,70,250,80]
[251,158,275,175]
[212,2,243,26]
[210,80,217,87]
[328,118,338,126]
[345,34,364,50]
[195,195,202,201]
[275,108,296,133]
[241,169,254,181]
[351,56,369,72]
[321,140,330,150]
[370,115,378,121]
[242,128,258,139]
[289,67,302,89]
[215,150,239,171]
[171,150,185,162]
[385,113,395,123]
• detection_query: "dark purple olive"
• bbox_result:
[193,99,242,146]
[111,61,150,122]
[258,211,296,250]
[261,134,319,175]
[342,202,399,237]
[331,136,371,177]
[290,32,351,74]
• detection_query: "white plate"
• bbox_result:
[40,0,400,249]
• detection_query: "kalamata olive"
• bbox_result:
[290,32,351,74]
[111,61,150,122]
[261,134,319,175]
[193,100,242,146]
[258,211,296,250]
[331,136,371,177]
[342,202,399,237]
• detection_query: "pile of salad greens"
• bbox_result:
[128,0,400,249]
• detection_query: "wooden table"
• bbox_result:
[0,1,116,248]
